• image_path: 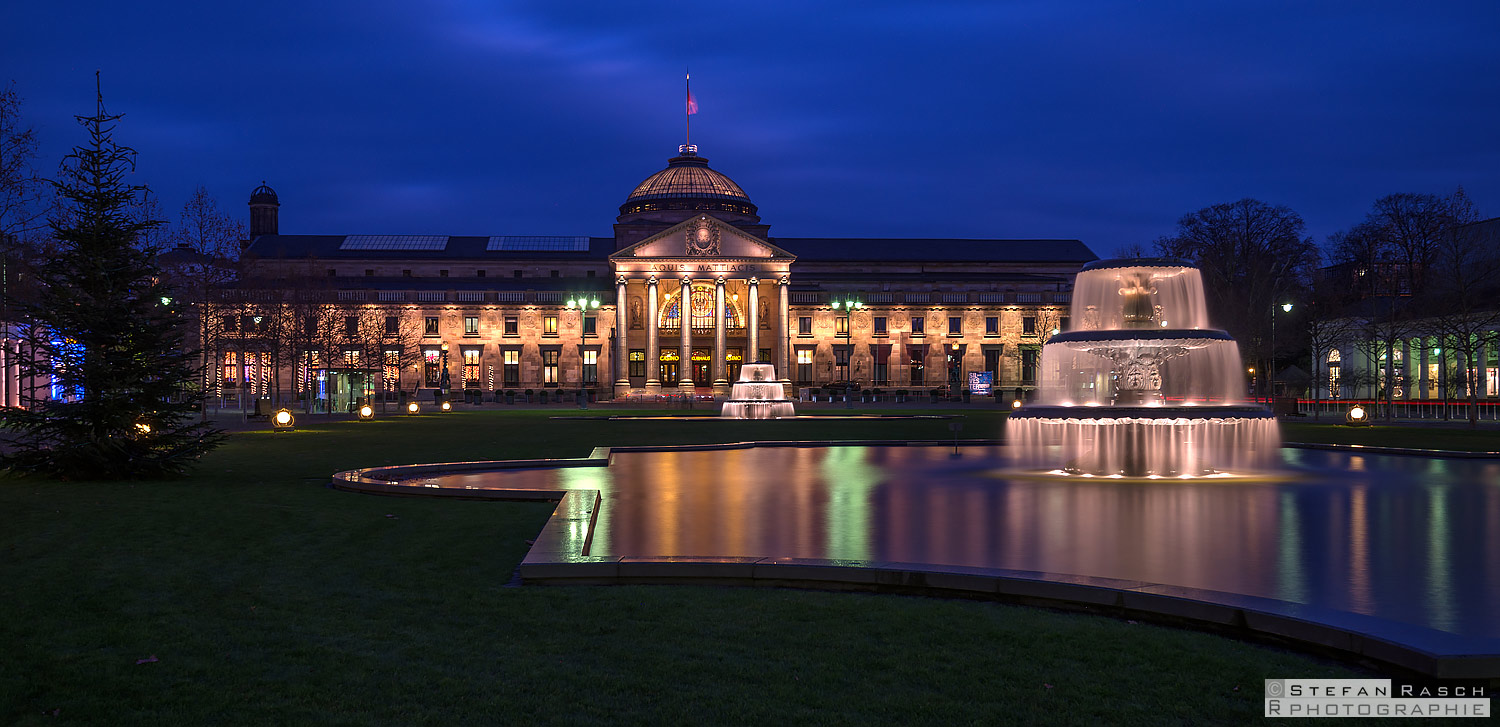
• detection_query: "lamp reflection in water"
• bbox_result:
[405,445,1500,639]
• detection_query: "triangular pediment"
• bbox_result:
[610,216,795,261]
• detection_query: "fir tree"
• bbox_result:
[1,77,222,478]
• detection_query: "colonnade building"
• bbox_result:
[234,145,1096,405]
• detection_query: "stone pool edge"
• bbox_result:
[329,440,1500,681]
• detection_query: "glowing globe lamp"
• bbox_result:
[406,402,420,415]
[272,408,295,432]
[358,404,375,420]
[1011,399,1023,409]
[1345,406,1371,427]
[441,401,452,412]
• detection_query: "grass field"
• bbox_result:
[0,408,1441,725]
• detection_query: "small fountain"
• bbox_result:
[1010,258,1278,477]
[721,363,797,419]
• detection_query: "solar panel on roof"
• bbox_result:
[339,235,449,251]
[486,236,591,252]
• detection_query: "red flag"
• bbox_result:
[687,90,698,115]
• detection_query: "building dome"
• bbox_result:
[619,148,758,220]
[250,182,279,205]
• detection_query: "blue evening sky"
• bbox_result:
[4,1,1498,255]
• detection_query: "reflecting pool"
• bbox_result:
[409,446,1500,639]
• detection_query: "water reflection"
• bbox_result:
[423,446,1500,639]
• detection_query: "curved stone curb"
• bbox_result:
[519,556,1500,680]
[1283,441,1500,459]
[330,440,1500,680]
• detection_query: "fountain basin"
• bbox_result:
[722,362,796,419]
[1010,406,1279,477]
[720,400,798,419]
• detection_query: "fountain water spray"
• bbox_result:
[721,363,797,419]
[1010,259,1279,477]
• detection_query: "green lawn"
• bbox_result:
[1280,420,1500,452]
[2,410,1386,725]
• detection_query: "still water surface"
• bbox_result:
[416,446,1500,638]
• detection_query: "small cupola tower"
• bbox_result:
[249,182,280,237]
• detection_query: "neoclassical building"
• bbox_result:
[232,145,1096,406]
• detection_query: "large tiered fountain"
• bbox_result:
[721,363,797,419]
[1009,259,1278,477]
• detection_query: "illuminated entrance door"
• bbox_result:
[727,348,743,383]
[691,348,711,386]
[660,349,679,385]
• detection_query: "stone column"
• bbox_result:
[777,275,791,394]
[1400,338,1411,401]
[1419,339,1430,400]
[679,276,695,392]
[614,276,630,396]
[645,277,660,394]
[747,278,759,363]
[712,277,728,395]
[1478,339,1489,398]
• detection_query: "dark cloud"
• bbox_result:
[5,0,1498,254]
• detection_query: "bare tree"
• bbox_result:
[1154,199,1320,392]
[162,186,244,419]
[0,83,50,247]
[1304,314,1358,420]
[1426,197,1500,426]
[1368,193,1454,296]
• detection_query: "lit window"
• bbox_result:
[383,348,401,392]
[464,316,478,335]
[796,348,814,384]
[658,284,742,330]
[835,317,848,335]
[463,348,480,387]
[503,349,520,385]
[424,348,442,386]
[628,349,645,377]
[544,315,558,336]
[582,350,598,384]
[542,349,559,385]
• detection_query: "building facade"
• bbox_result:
[227,146,1097,406]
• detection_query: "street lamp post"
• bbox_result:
[567,295,600,407]
[830,298,863,386]
[1270,302,1292,402]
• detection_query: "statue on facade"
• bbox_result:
[630,296,643,329]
